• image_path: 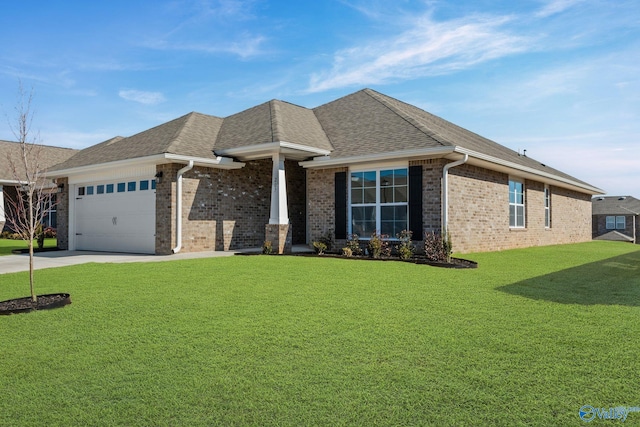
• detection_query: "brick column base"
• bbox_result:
[265,224,292,254]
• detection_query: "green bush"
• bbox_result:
[262,241,273,255]
[395,230,414,260]
[346,234,363,256]
[367,232,391,259]
[312,241,327,255]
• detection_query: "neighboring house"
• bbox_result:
[47,89,603,255]
[592,196,640,244]
[0,140,78,233]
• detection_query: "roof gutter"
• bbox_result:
[172,160,194,254]
[454,147,604,195]
[299,147,455,169]
[442,154,468,234]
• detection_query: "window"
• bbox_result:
[106,184,114,194]
[350,168,408,237]
[117,183,125,193]
[544,185,551,228]
[607,216,625,230]
[42,194,57,228]
[86,186,94,195]
[140,180,149,191]
[97,185,104,194]
[127,181,136,192]
[509,179,525,228]
[151,179,156,190]
[78,187,85,196]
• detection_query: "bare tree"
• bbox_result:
[5,82,54,303]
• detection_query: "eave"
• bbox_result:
[216,141,331,161]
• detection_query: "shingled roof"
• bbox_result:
[45,88,600,193]
[592,196,640,216]
[0,140,77,183]
[50,112,223,171]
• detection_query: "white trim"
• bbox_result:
[47,153,244,178]
[217,141,331,161]
[509,177,526,229]
[348,166,409,238]
[454,147,604,195]
[0,185,5,223]
[300,147,455,169]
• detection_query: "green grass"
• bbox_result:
[0,238,57,256]
[1,241,639,426]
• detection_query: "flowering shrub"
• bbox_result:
[367,232,391,259]
[424,230,452,262]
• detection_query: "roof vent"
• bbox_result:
[618,197,626,201]
[596,197,604,201]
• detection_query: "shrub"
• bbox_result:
[312,241,327,255]
[43,227,57,238]
[345,234,363,256]
[316,230,334,252]
[395,230,414,260]
[341,247,353,257]
[424,230,453,262]
[36,224,45,249]
[367,232,391,259]
[262,241,273,255]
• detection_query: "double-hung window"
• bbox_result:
[606,216,625,230]
[544,185,551,228]
[509,179,525,228]
[350,168,408,237]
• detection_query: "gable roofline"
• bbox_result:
[47,153,244,178]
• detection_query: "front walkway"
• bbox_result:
[0,245,313,275]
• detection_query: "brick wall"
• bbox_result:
[55,178,69,250]
[156,161,273,254]
[307,166,347,249]
[593,214,639,242]
[286,160,306,245]
[447,164,592,253]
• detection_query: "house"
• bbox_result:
[592,196,640,244]
[47,89,603,255]
[0,140,77,233]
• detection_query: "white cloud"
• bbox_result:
[307,13,531,92]
[118,90,166,105]
[535,0,584,18]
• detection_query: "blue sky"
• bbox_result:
[1,0,638,196]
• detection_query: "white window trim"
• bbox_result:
[348,165,409,238]
[509,178,526,229]
[544,185,551,228]
[616,216,625,230]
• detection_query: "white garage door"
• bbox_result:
[74,179,156,254]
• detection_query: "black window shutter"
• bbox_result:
[335,172,347,239]
[408,165,423,240]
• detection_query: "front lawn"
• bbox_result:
[1,241,639,426]
[0,238,57,256]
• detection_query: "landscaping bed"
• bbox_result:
[0,293,71,315]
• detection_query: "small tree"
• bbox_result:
[4,82,54,303]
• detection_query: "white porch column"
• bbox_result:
[0,185,5,224]
[269,152,289,224]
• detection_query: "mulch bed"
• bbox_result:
[11,247,61,255]
[237,252,477,268]
[0,293,71,315]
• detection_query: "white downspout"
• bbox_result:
[172,160,194,254]
[442,154,468,234]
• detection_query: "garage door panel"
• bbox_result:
[74,182,156,254]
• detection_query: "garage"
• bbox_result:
[73,178,156,254]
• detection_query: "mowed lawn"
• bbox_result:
[1,241,639,426]
[0,238,57,256]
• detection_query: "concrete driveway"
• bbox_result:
[0,250,237,275]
